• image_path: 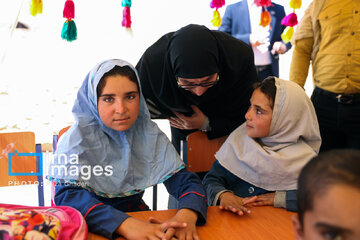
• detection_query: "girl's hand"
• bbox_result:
[219,192,257,216]
[169,105,206,130]
[116,217,186,240]
[150,208,200,240]
[244,193,275,206]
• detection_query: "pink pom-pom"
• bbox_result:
[63,0,75,19]
[210,0,225,9]
[122,6,131,28]
[254,0,272,7]
[281,13,298,27]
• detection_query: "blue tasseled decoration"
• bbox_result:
[61,19,77,42]
[121,0,132,7]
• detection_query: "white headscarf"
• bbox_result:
[216,78,321,191]
[48,59,184,197]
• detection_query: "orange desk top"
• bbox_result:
[87,206,296,240]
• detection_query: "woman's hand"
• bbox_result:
[150,208,200,240]
[169,105,206,130]
[244,192,275,207]
[219,192,257,216]
[116,217,186,240]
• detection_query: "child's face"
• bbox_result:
[97,75,140,131]
[293,184,360,240]
[245,88,273,138]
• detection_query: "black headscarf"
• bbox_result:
[136,24,258,139]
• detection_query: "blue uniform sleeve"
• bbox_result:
[163,169,207,225]
[285,190,298,212]
[54,184,130,239]
[202,160,232,205]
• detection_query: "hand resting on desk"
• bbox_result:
[244,192,275,207]
[116,216,186,240]
[218,192,258,216]
[149,208,200,240]
[219,192,277,216]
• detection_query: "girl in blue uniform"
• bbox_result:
[203,77,321,214]
[48,59,207,240]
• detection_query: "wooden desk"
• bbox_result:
[87,206,296,240]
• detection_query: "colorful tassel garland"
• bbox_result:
[63,0,75,19]
[61,0,77,42]
[290,0,302,9]
[122,6,132,28]
[260,7,271,27]
[210,0,225,27]
[281,12,298,27]
[30,0,43,16]
[281,26,294,43]
[121,0,132,28]
[121,0,132,7]
[280,0,302,42]
[254,0,272,7]
[61,19,77,42]
[254,1,272,27]
[211,10,222,27]
[210,0,225,9]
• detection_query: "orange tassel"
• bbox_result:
[260,9,271,27]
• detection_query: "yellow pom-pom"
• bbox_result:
[281,26,294,43]
[211,10,221,27]
[30,0,43,16]
[290,0,302,9]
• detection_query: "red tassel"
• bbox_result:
[210,0,225,9]
[122,6,131,28]
[63,0,75,19]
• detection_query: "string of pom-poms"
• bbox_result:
[281,0,301,43]
[61,0,77,42]
[122,0,132,28]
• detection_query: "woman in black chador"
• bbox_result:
[136,24,259,154]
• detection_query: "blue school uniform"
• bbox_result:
[56,169,206,239]
[203,160,297,212]
[48,59,207,239]
[203,79,321,213]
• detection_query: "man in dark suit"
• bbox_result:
[219,0,291,81]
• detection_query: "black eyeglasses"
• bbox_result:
[177,74,220,90]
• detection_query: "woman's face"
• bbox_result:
[245,88,273,138]
[97,75,140,131]
[177,73,218,96]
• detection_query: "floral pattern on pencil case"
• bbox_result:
[0,208,61,240]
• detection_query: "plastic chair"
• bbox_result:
[166,131,227,209]
[0,132,44,206]
[181,131,227,176]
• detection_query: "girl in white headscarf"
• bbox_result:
[203,77,321,214]
[49,59,207,240]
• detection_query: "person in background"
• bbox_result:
[292,149,360,240]
[136,24,258,155]
[203,77,321,214]
[219,0,291,81]
[290,0,360,152]
[49,59,207,240]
